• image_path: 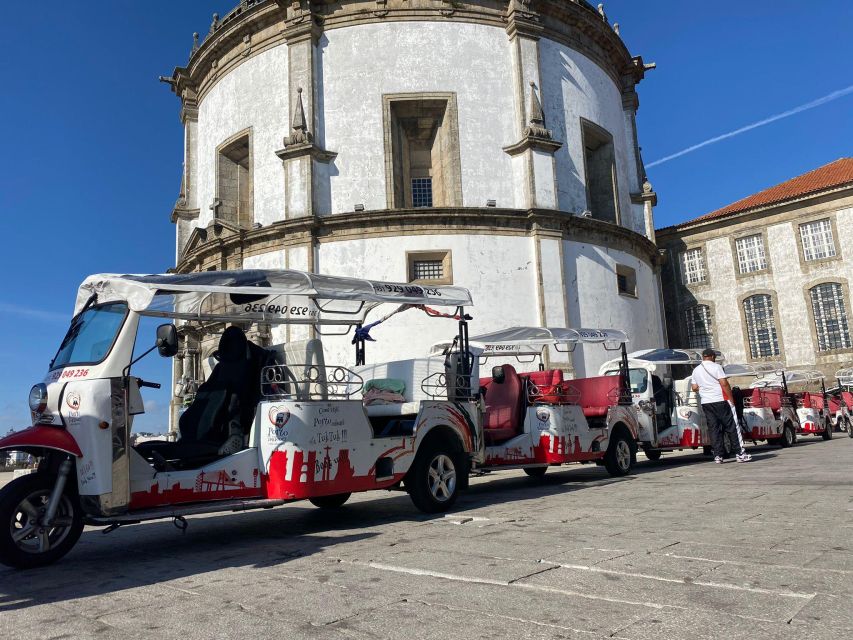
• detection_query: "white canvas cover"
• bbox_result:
[74,270,473,326]
[724,362,783,378]
[431,326,628,356]
[836,366,853,386]
[749,368,824,388]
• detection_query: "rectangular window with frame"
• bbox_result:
[800,219,836,261]
[743,294,780,358]
[810,282,851,351]
[681,248,707,284]
[685,305,714,349]
[411,178,433,208]
[407,251,452,285]
[735,234,767,274]
[616,264,637,297]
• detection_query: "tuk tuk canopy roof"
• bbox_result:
[724,362,784,378]
[432,326,629,356]
[836,366,853,386]
[75,270,473,326]
[630,348,722,365]
[749,368,825,388]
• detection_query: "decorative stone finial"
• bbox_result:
[209,13,220,36]
[597,3,607,21]
[613,23,620,36]
[284,86,312,146]
[191,32,200,55]
[528,81,546,129]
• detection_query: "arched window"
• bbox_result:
[743,294,780,358]
[685,305,713,349]
[810,283,851,351]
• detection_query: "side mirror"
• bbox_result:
[156,324,179,358]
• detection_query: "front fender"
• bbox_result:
[0,425,83,457]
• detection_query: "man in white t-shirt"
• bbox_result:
[691,349,751,464]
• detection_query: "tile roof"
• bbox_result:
[666,157,853,230]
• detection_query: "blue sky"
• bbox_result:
[0,1,850,431]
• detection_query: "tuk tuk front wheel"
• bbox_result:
[847,418,853,438]
[0,473,84,569]
[822,418,833,440]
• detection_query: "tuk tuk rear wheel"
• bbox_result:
[604,432,633,477]
[523,466,548,478]
[822,419,833,440]
[0,473,83,570]
[406,441,459,513]
[308,493,351,509]
[643,448,662,461]
[779,423,795,448]
[848,418,853,438]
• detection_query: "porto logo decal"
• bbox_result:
[536,408,550,423]
[66,392,81,411]
[268,406,290,427]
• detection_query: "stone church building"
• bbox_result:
[161,0,666,424]
[657,158,853,378]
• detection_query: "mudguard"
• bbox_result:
[0,425,83,457]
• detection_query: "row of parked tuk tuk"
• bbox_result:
[0,269,847,569]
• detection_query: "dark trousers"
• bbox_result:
[702,401,740,458]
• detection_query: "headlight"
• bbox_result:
[29,384,48,413]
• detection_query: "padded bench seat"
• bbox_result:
[364,402,421,418]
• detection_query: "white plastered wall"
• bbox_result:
[196,46,289,228]
[539,40,639,233]
[563,241,663,376]
[319,22,517,212]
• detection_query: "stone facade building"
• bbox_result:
[657,158,853,378]
[161,0,665,424]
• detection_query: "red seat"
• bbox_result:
[829,395,841,413]
[762,388,784,412]
[843,391,853,408]
[482,365,524,445]
[523,369,565,403]
[562,375,622,419]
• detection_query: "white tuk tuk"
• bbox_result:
[0,270,482,568]
[598,348,724,460]
[751,369,832,440]
[832,367,853,437]
[727,362,799,447]
[433,327,640,478]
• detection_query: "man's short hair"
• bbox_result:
[701,348,716,358]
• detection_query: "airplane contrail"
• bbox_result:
[647,84,853,168]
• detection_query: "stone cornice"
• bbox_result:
[175,207,659,273]
[166,0,642,107]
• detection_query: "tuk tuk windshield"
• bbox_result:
[52,302,128,369]
[605,368,648,394]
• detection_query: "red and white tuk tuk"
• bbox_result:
[831,367,853,437]
[598,348,725,460]
[0,270,482,568]
[433,326,639,479]
[729,363,799,447]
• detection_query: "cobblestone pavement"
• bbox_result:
[1,437,851,640]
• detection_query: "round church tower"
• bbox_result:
[164,0,663,394]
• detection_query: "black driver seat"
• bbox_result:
[136,327,266,467]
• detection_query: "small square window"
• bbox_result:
[616,264,637,297]
[407,251,452,285]
[411,178,433,208]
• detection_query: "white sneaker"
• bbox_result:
[714,456,723,464]
[736,452,752,463]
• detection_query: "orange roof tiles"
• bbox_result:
[670,157,853,229]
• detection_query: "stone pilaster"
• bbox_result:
[277,2,336,219]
